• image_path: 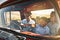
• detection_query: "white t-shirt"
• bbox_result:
[21,19,35,31]
[21,19,35,24]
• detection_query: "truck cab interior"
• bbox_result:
[0,0,60,40]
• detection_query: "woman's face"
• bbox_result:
[50,14,56,22]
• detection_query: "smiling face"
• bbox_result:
[50,12,56,23]
[24,12,32,22]
[38,17,48,27]
[39,19,47,27]
[50,15,55,22]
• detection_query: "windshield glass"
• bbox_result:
[0,0,60,36]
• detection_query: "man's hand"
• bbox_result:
[20,24,35,27]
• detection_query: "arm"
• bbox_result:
[45,26,50,35]
[29,20,35,28]
[20,19,26,27]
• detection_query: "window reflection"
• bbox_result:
[31,9,54,18]
[11,11,21,22]
[4,12,10,26]
[4,11,21,26]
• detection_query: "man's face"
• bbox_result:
[39,19,47,27]
[25,14,31,21]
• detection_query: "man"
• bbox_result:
[20,12,35,31]
[32,17,50,35]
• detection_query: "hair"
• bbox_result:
[40,17,49,23]
[50,11,56,16]
[50,11,58,23]
[26,12,32,16]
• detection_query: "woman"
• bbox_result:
[47,11,59,35]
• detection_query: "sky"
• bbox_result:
[0,0,7,4]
